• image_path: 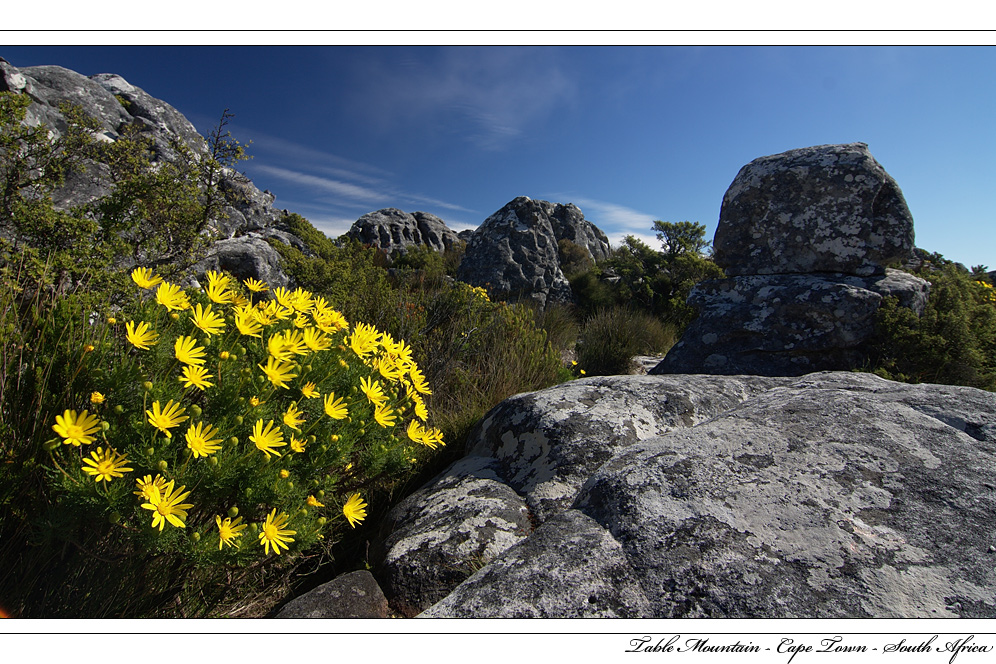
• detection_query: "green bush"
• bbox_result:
[575,306,676,376]
[0,266,441,617]
[865,258,996,391]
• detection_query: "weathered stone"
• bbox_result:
[466,374,788,522]
[419,510,652,618]
[653,269,930,376]
[191,234,291,289]
[457,196,611,309]
[714,142,915,277]
[275,570,390,618]
[346,208,461,259]
[572,372,996,617]
[370,456,534,617]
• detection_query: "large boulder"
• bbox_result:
[397,372,996,618]
[656,143,928,376]
[370,374,787,614]
[456,196,610,309]
[346,208,461,259]
[714,142,915,277]
[274,570,391,619]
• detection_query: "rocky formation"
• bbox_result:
[274,571,391,619]
[0,57,300,284]
[655,143,930,376]
[456,196,611,309]
[363,371,996,618]
[346,208,462,260]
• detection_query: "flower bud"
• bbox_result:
[304,365,313,373]
[101,421,110,431]
[227,506,239,518]
[330,434,339,442]
[286,481,294,489]
[191,531,201,542]
[146,447,155,456]
[229,436,239,446]
[308,435,316,443]
[190,405,202,418]
[249,523,258,533]
[157,460,168,472]
[317,490,325,498]
[208,456,219,466]
[317,517,327,526]
[234,415,243,425]
[310,478,320,487]
[142,381,153,391]
[107,317,117,325]
[298,508,308,516]
[220,351,230,360]
[43,439,60,451]
[113,405,124,414]
[170,313,180,320]
[108,511,122,524]
[279,469,290,479]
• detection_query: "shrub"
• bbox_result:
[0,266,441,617]
[865,258,996,391]
[575,306,676,376]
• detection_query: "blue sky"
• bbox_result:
[3,45,994,269]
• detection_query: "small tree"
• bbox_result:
[652,220,710,258]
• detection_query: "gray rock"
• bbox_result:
[653,269,930,376]
[419,510,652,618]
[573,371,996,618]
[714,142,915,277]
[458,196,611,309]
[659,143,927,376]
[370,456,534,617]
[275,570,390,618]
[409,371,996,618]
[466,374,788,522]
[191,234,291,289]
[346,208,461,259]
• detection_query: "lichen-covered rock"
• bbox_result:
[191,234,291,289]
[346,208,461,259]
[573,372,996,618]
[653,269,930,376]
[456,196,609,309]
[370,456,534,617]
[419,510,652,618]
[714,142,915,277]
[275,570,390,619]
[466,374,788,522]
[410,371,996,618]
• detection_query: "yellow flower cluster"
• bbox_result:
[50,267,442,558]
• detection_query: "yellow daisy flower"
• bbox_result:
[146,399,188,438]
[174,335,207,366]
[131,267,164,289]
[216,515,247,550]
[348,322,381,358]
[243,277,268,293]
[289,435,306,453]
[323,393,349,420]
[190,303,226,337]
[302,327,331,352]
[300,381,320,399]
[90,391,106,405]
[134,474,169,501]
[140,480,194,531]
[52,409,101,446]
[235,310,263,338]
[155,282,190,311]
[179,364,214,390]
[342,493,367,528]
[185,421,223,458]
[258,357,298,389]
[282,402,306,432]
[125,320,159,350]
[360,376,387,405]
[409,366,432,395]
[81,446,132,483]
[373,403,396,428]
[272,287,296,309]
[306,495,325,508]
[250,419,286,459]
[258,508,296,555]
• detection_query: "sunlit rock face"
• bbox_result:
[713,142,914,277]
[655,143,928,377]
[456,196,610,310]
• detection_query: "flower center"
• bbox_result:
[66,425,84,438]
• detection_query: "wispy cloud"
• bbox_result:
[351,48,578,151]
[254,164,387,204]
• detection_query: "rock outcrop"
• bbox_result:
[456,196,611,309]
[370,372,996,618]
[0,57,300,284]
[346,208,462,260]
[655,143,930,376]
[274,570,391,619]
